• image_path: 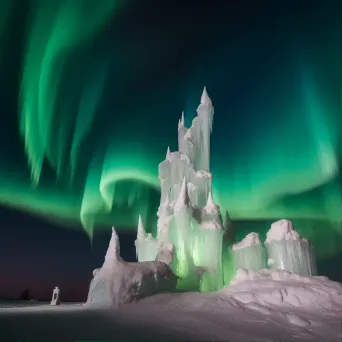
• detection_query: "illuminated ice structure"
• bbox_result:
[135,87,224,291]
[265,219,317,276]
[232,220,317,277]
[134,88,317,292]
[86,227,177,308]
[232,233,267,272]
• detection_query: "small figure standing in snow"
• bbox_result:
[50,286,60,306]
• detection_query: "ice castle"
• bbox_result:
[134,87,317,292]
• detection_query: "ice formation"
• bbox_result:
[133,88,318,291]
[86,227,178,308]
[134,87,224,291]
[265,219,317,276]
[232,232,266,272]
[134,215,158,262]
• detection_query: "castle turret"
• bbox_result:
[265,219,317,276]
[135,87,224,292]
[232,232,266,273]
[178,112,187,153]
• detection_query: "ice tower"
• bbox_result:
[232,233,266,272]
[265,219,317,276]
[135,87,224,291]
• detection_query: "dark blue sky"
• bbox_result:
[0,205,137,301]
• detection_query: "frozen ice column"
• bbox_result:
[265,219,317,276]
[134,215,158,262]
[232,233,266,273]
[193,191,224,291]
[169,177,194,277]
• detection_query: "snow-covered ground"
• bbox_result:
[1,269,341,342]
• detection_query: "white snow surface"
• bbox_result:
[266,219,304,243]
[2,268,341,341]
[233,232,261,250]
[228,269,342,312]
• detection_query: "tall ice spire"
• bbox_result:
[103,226,121,266]
[174,177,191,211]
[178,111,185,130]
[166,146,171,161]
[203,191,220,215]
[196,86,214,171]
[200,86,212,106]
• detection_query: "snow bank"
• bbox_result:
[86,227,178,308]
[225,269,342,314]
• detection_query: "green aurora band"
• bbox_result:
[0,1,340,260]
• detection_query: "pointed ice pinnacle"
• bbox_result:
[137,215,146,240]
[166,146,172,161]
[181,111,185,126]
[174,177,191,211]
[104,226,121,265]
[200,86,212,106]
[178,112,185,130]
[204,190,219,214]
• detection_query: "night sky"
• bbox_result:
[0,0,341,301]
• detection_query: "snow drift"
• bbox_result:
[225,268,342,314]
[86,227,178,308]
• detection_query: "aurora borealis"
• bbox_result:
[0,0,341,262]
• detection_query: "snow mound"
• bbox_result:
[233,232,261,250]
[266,219,304,243]
[86,227,178,308]
[87,260,178,308]
[225,269,342,314]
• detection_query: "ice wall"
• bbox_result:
[232,233,266,272]
[265,219,317,276]
[193,222,224,291]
